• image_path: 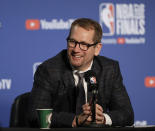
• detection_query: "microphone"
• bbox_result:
[84,70,98,92]
[84,70,98,122]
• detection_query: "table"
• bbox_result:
[1,126,155,131]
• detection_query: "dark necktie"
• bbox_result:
[76,72,85,115]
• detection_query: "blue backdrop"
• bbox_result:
[0,0,155,127]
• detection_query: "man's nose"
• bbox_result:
[73,43,81,52]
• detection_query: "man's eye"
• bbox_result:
[70,40,75,42]
[81,42,87,45]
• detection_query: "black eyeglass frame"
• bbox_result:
[66,38,98,51]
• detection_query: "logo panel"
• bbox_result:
[25,19,40,30]
[99,3,115,36]
[117,37,125,44]
[145,77,155,88]
[99,3,146,45]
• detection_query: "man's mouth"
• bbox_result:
[74,55,81,58]
[71,54,83,60]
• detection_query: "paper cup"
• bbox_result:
[36,109,53,129]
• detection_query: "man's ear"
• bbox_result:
[94,43,102,56]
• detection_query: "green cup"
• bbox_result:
[36,109,53,129]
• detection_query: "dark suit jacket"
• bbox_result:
[27,49,134,127]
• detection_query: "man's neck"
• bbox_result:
[73,61,93,73]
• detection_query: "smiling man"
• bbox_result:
[28,18,134,128]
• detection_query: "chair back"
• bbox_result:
[9,92,30,127]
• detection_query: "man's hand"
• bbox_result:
[72,103,105,127]
[78,103,92,125]
[72,103,91,127]
[95,104,105,124]
[79,103,105,126]
[83,103,105,124]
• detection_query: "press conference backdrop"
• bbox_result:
[0,0,155,127]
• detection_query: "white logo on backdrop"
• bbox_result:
[0,79,12,90]
[134,120,147,127]
[40,19,74,30]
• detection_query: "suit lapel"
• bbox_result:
[62,68,76,112]
[91,57,106,110]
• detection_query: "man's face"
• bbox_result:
[67,26,102,71]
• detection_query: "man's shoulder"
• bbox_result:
[39,49,69,70]
[95,55,118,66]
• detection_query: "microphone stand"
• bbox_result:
[85,84,106,128]
[82,70,107,128]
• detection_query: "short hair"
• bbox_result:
[68,18,103,43]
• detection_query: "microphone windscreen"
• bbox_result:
[84,70,97,84]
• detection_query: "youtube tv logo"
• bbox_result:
[145,76,155,88]
[25,19,40,30]
[117,38,125,44]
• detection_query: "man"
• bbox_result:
[28,18,134,127]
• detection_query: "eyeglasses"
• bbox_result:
[66,38,98,51]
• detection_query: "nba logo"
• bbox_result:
[90,77,96,84]
[99,3,115,36]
